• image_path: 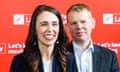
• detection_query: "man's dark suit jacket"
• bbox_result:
[66,42,120,72]
[10,54,62,72]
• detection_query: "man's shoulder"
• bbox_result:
[94,44,116,55]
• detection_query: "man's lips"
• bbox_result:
[76,32,84,35]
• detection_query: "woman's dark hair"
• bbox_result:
[23,4,69,72]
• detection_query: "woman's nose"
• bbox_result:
[47,24,53,32]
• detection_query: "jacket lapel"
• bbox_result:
[92,45,101,72]
[66,42,78,72]
[39,58,44,72]
[66,53,78,72]
[52,55,62,72]
[52,57,56,72]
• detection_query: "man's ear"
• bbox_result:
[66,21,70,31]
[92,18,96,29]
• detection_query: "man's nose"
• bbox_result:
[76,22,83,29]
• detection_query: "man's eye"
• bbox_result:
[81,21,86,23]
[71,22,77,25]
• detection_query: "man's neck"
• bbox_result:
[74,39,91,51]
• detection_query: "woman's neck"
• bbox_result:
[38,43,54,61]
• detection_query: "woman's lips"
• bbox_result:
[44,34,55,40]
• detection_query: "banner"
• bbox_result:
[0,0,120,72]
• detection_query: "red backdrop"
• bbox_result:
[0,0,120,72]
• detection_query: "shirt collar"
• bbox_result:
[72,40,94,52]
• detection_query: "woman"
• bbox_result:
[10,4,68,72]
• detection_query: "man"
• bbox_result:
[66,3,119,72]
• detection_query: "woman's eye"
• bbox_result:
[40,23,47,26]
[39,21,48,26]
[52,23,58,26]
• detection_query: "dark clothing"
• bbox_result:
[66,42,120,72]
[10,54,62,72]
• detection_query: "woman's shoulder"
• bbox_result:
[12,53,25,62]
[10,53,29,72]
[10,53,27,67]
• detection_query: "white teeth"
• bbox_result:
[45,35,54,39]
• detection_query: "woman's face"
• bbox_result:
[36,11,59,46]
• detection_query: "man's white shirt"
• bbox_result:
[73,41,94,72]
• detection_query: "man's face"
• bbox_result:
[67,10,95,42]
